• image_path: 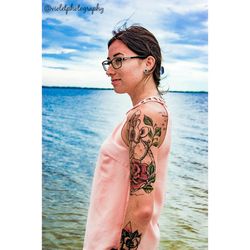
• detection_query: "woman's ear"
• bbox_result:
[145,56,156,71]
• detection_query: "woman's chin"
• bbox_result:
[113,86,125,94]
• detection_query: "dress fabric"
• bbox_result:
[83,96,171,250]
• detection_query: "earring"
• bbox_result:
[160,66,164,75]
[144,68,149,74]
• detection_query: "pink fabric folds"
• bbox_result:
[83,96,171,250]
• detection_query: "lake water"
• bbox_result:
[42,87,208,250]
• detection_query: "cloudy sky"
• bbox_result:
[42,0,208,91]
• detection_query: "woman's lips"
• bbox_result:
[111,79,121,86]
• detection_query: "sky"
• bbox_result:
[42,0,208,92]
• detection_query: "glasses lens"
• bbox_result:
[112,57,122,69]
[102,61,110,71]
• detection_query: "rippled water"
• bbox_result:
[42,87,208,250]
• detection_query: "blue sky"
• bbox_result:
[42,0,208,91]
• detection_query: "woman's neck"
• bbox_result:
[129,78,160,106]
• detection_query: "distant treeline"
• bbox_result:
[42,86,208,93]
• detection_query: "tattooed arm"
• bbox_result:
[118,104,168,250]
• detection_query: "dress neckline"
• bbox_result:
[126,95,165,114]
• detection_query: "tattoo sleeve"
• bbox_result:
[117,107,167,250]
[127,109,167,195]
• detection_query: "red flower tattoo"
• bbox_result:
[130,159,156,193]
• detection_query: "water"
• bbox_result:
[42,87,208,250]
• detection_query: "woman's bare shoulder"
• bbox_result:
[122,101,168,147]
[126,101,168,120]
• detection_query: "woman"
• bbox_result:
[83,25,171,250]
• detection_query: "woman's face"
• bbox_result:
[106,40,146,94]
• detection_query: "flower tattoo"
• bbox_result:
[127,109,165,194]
[120,222,142,250]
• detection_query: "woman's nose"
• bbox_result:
[106,66,115,76]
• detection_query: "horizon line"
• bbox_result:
[42,85,208,93]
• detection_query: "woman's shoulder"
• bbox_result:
[122,101,168,148]
[126,100,168,120]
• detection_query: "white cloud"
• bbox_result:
[42,63,109,88]
[165,60,208,91]
[164,43,208,61]
[43,47,77,55]
[42,49,110,88]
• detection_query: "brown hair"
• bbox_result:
[108,25,163,95]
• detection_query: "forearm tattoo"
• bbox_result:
[120,222,142,250]
[127,109,167,195]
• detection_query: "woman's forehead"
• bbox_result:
[108,40,132,58]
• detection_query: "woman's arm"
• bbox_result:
[118,104,168,250]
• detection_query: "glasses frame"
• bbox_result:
[102,56,147,71]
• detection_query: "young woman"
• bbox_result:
[83,25,171,250]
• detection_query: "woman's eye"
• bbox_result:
[115,57,123,63]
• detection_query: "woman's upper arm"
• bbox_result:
[126,104,168,196]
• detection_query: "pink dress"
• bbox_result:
[83,96,171,250]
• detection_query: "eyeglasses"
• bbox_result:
[102,56,146,71]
